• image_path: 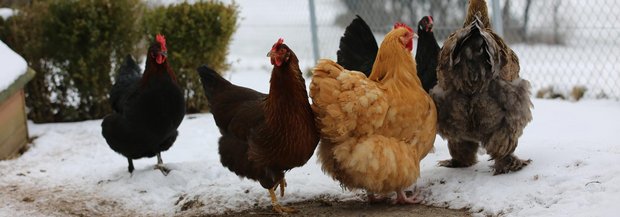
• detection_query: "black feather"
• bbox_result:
[109,55,141,113]
[336,15,378,77]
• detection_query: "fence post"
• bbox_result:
[491,0,504,37]
[308,0,320,64]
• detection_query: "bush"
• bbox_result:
[144,1,238,113]
[2,0,145,122]
[1,2,51,122]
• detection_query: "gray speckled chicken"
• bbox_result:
[430,0,533,175]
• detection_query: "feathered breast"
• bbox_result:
[248,56,320,171]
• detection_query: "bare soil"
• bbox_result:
[207,199,470,217]
[1,183,469,217]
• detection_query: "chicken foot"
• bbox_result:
[438,140,479,168]
[154,153,171,176]
[268,188,297,214]
[367,192,389,204]
[392,187,423,205]
[492,154,532,175]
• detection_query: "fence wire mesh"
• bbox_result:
[231,0,619,100]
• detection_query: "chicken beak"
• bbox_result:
[266,51,272,57]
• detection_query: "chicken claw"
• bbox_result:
[438,159,476,168]
[155,153,171,176]
[493,155,532,175]
[155,164,170,176]
[269,188,298,214]
[367,192,389,204]
[392,188,423,205]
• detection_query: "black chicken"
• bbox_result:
[336,15,378,77]
[415,15,440,93]
[101,34,185,176]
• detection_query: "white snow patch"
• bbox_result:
[0,40,28,91]
[0,8,15,20]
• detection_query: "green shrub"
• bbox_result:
[2,0,145,122]
[144,0,238,112]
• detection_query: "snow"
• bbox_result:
[0,40,28,92]
[0,8,15,20]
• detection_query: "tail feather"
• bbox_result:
[196,65,231,101]
[337,15,378,77]
[110,55,142,112]
[446,13,501,91]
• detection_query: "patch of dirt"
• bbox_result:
[205,199,470,217]
[0,184,139,217]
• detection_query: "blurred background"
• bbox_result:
[1,0,619,123]
[222,0,620,102]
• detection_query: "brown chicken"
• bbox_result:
[310,23,437,204]
[431,0,533,175]
[197,39,319,213]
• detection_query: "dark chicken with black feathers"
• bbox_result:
[337,15,378,77]
[415,16,440,93]
[101,34,185,176]
[197,38,319,213]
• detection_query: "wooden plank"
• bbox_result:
[0,123,27,159]
[0,90,28,159]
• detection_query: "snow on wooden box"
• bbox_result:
[0,40,33,160]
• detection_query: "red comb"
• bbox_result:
[156,34,167,51]
[393,22,413,33]
[271,38,284,51]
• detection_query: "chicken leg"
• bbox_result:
[127,158,135,173]
[367,192,389,204]
[269,187,297,213]
[438,140,479,168]
[154,153,171,176]
[392,187,423,205]
[275,178,287,197]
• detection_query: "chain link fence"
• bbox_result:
[179,0,619,100]
[303,0,620,100]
